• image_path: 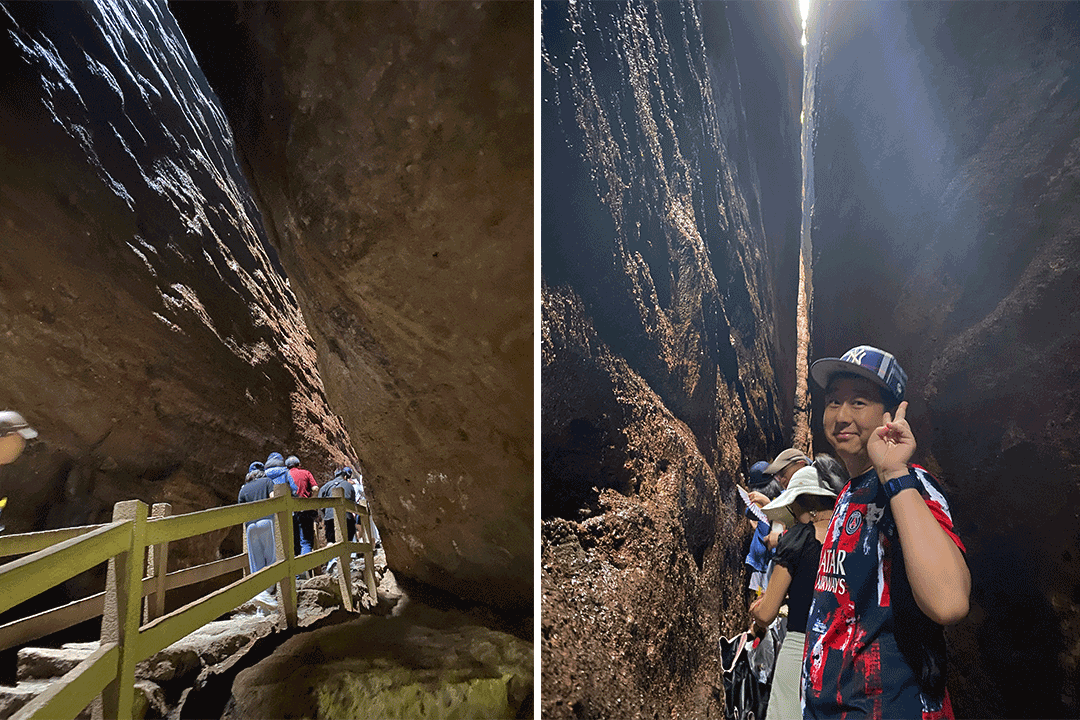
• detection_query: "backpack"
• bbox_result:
[720,631,773,720]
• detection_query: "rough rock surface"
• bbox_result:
[0,0,353,596]
[541,1,802,716]
[224,603,532,720]
[172,1,533,613]
[0,0,530,629]
[807,2,1080,716]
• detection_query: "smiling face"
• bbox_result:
[823,375,888,475]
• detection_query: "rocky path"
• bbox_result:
[0,552,399,719]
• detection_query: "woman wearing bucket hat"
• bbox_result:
[750,465,838,720]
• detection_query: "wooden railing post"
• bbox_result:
[96,499,148,720]
[144,503,172,623]
[358,505,377,602]
[330,487,355,612]
[271,484,298,628]
[241,513,250,576]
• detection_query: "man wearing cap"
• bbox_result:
[802,345,970,719]
[286,455,319,557]
[763,447,812,491]
[0,411,37,465]
[0,412,36,532]
[238,462,277,613]
[319,468,357,544]
[751,448,811,550]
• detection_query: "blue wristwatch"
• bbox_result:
[883,472,920,499]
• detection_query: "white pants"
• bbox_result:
[767,630,805,720]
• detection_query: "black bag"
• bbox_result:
[720,631,771,720]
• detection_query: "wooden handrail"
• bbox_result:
[0,524,109,559]
[0,487,378,720]
[137,563,287,659]
[10,642,119,720]
[0,522,130,617]
[143,500,283,546]
[0,554,249,653]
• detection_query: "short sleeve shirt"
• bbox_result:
[773,521,823,634]
[802,465,965,719]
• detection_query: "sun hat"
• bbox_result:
[764,448,810,476]
[810,345,907,404]
[748,461,771,488]
[0,411,37,439]
[762,466,838,525]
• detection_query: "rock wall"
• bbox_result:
[171,1,533,614]
[0,0,532,622]
[808,2,1080,716]
[0,0,352,584]
[541,1,802,716]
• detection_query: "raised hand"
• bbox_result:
[868,400,916,478]
[747,490,771,508]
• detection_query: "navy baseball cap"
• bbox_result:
[748,461,770,488]
[810,345,907,404]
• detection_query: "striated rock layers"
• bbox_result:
[0,0,531,625]
[808,2,1080,717]
[541,1,802,716]
[0,0,352,584]
[171,1,533,614]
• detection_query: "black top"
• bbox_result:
[773,521,823,634]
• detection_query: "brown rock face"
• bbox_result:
[0,0,531,622]
[0,0,353,583]
[541,1,802,716]
[808,2,1080,716]
[172,1,533,613]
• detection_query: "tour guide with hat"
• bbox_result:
[0,411,37,465]
[750,447,811,551]
[801,345,970,720]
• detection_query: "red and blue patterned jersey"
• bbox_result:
[802,465,965,719]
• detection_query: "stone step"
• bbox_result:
[17,641,100,681]
[0,679,92,719]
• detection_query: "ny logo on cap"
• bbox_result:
[845,347,868,366]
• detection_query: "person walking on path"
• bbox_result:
[237,462,277,613]
[286,455,319,556]
[319,469,356,544]
[0,410,36,466]
[751,465,838,719]
[346,467,382,548]
[802,345,969,719]
[0,411,37,533]
[756,449,813,550]
[264,452,298,496]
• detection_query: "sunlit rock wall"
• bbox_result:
[171,2,533,613]
[0,0,353,582]
[808,2,1080,716]
[541,1,802,715]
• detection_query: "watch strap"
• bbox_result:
[883,471,920,499]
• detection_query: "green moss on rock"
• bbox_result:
[316,669,516,719]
